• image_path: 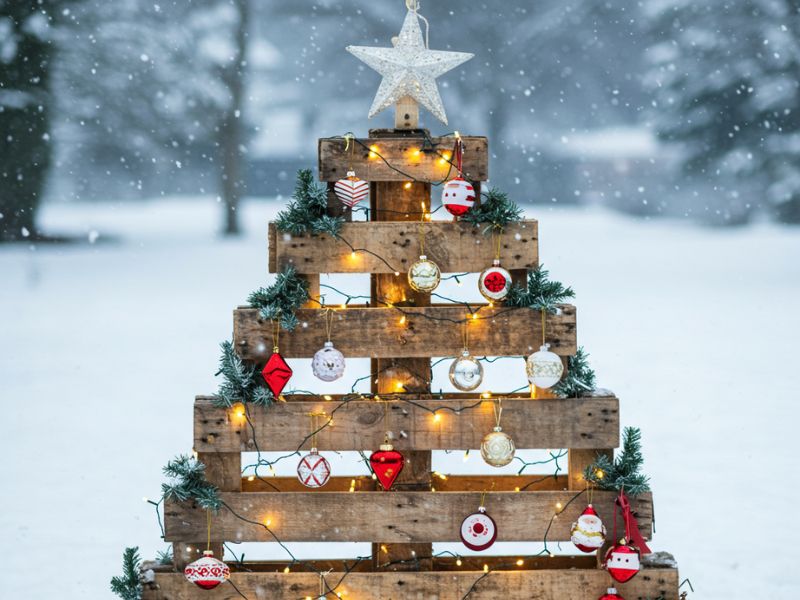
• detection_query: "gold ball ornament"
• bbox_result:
[480,426,515,467]
[526,343,564,389]
[449,349,484,391]
[408,255,441,293]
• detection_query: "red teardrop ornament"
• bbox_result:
[261,352,292,397]
[369,443,404,491]
[604,541,641,583]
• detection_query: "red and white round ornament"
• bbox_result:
[297,448,332,488]
[570,504,606,553]
[334,170,369,208]
[478,259,512,302]
[460,506,498,551]
[599,588,624,600]
[442,177,476,217]
[184,550,230,590]
[604,540,641,583]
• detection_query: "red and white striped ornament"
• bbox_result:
[297,448,332,488]
[334,170,369,208]
[441,177,476,216]
[184,550,230,590]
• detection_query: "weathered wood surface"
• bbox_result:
[144,567,679,600]
[165,490,652,543]
[194,396,619,452]
[268,220,538,274]
[318,135,489,182]
[233,304,577,360]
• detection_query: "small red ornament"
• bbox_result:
[570,504,606,553]
[460,506,497,551]
[604,541,641,583]
[334,170,369,208]
[261,351,292,397]
[442,177,476,216]
[369,442,404,491]
[599,588,624,600]
[478,259,512,302]
[297,448,331,488]
[184,550,230,590]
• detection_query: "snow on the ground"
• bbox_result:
[1,197,798,599]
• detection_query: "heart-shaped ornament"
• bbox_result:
[369,443,404,491]
[334,170,369,208]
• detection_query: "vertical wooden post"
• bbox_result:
[394,96,420,130]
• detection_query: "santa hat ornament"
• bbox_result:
[604,540,641,584]
[184,550,230,590]
[460,505,498,551]
[441,139,476,217]
[599,588,624,600]
[570,504,607,553]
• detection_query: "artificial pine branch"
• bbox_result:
[552,347,596,398]
[275,169,343,237]
[110,547,142,600]
[248,265,309,331]
[156,547,173,566]
[506,265,575,313]
[161,455,222,510]
[214,340,274,408]
[461,187,523,232]
[583,427,651,496]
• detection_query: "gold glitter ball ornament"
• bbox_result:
[408,255,441,293]
[480,426,515,467]
[526,343,564,389]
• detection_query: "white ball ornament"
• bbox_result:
[478,259,512,302]
[480,426,515,467]
[312,341,345,382]
[526,343,564,389]
[449,350,484,391]
[408,255,441,293]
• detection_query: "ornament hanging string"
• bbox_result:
[541,310,547,347]
[462,318,469,350]
[451,138,464,176]
[406,0,430,49]
[492,398,503,429]
[206,508,212,552]
[323,308,334,343]
[343,133,355,171]
[272,320,281,353]
[418,201,427,255]
[613,489,652,553]
[492,226,503,261]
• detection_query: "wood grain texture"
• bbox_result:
[144,567,679,600]
[268,220,538,274]
[233,304,577,360]
[164,490,652,543]
[194,396,619,452]
[318,135,489,182]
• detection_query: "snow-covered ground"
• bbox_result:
[1,197,798,599]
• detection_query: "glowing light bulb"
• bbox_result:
[247,475,255,482]
[404,182,412,190]
[456,558,462,566]
[369,145,379,159]
[350,251,357,259]
[399,316,406,326]
[555,502,563,511]
[516,559,524,566]
[483,564,489,573]
[324,395,332,401]
[433,412,441,422]
[284,566,290,573]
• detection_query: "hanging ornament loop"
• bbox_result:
[492,398,503,430]
[613,489,652,554]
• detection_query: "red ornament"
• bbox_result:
[599,588,624,600]
[604,541,641,583]
[261,351,292,397]
[184,550,230,590]
[570,504,606,553]
[442,177,476,216]
[460,506,497,551]
[478,260,512,302]
[297,449,331,488]
[334,170,369,208]
[369,443,404,490]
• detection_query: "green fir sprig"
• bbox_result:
[584,427,651,496]
[461,188,523,232]
[552,347,596,398]
[248,265,309,331]
[506,266,575,313]
[161,455,222,510]
[214,340,273,407]
[110,547,142,600]
[275,169,343,237]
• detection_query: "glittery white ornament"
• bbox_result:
[449,350,483,391]
[442,177,476,216]
[480,426,515,467]
[297,448,332,488]
[312,341,345,382]
[408,255,440,292]
[526,344,564,389]
[478,260,512,302]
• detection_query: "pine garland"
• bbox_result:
[248,265,309,331]
[275,169,343,237]
[506,266,575,313]
[462,187,523,232]
[214,340,273,407]
[584,427,651,496]
[161,455,222,510]
[552,347,596,398]
[110,547,142,600]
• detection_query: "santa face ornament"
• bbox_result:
[604,541,641,583]
[460,506,497,551]
[570,504,606,553]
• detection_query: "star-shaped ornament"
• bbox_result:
[347,10,473,125]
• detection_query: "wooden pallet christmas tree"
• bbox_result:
[139,6,680,600]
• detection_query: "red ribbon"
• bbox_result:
[614,490,651,554]
[452,139,463,174]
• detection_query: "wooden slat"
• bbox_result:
[269,220,538,274]
[164,490,652,543]
[145,567,679,599]
[233,304,577,360]
[194,396,619,452]
[318,135,489,182]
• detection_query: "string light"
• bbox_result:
[404,182,413,190]
[456,558,462,566]
[368,144,379,159]
[516,559,524,566]
[432,412,441,422]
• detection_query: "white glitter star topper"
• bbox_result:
[346,8,473,125]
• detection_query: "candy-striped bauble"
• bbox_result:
[334,170,369,208]
[441,177,476,216]
[297,448,332,488]
[184,550,230,590]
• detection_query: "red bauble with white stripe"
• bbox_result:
[334,170,369,208]
[441,177,476,216]
[604,541,641,583]
[460,506,497,551]
[297,448,332,488]
[599,588,625,600]
[184,550,230,590]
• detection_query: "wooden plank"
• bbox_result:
[145,567,679,600]
[194,396,619,453]
[164,490,653,543]
[242,475,569,493]
[568,449,614,491]
[233,304,577,360]
[269,220,538,275]
[318,135,489,182]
